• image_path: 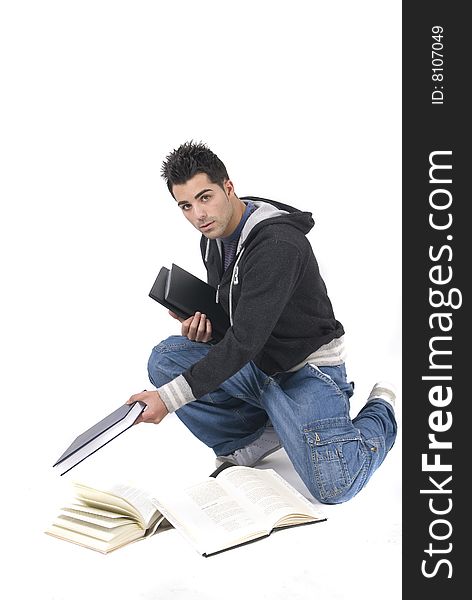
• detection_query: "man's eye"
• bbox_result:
[181,204,191,211]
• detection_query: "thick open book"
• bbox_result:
[53,402,146,476]
[148,264,230,341]
[45,482,172,553]
[153,466,326,556]
[45,466,326,556]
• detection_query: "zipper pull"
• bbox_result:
[216,284,220,303]
[233,266,239,285]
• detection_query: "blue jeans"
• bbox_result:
[148,336,397,504]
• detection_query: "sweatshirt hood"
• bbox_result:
[237,196,314,250]
[203,196,315,263]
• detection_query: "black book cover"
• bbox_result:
[149,264,230,341]
[53,402,145,474]
[148,266,187,319]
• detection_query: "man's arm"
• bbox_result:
[158,237,307,412]
[127,309,212,423]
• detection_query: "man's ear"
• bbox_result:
[224,178,235,197]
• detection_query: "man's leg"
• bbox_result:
[147,336,270,456]
[148,337,397,503]
[259,363,397,504]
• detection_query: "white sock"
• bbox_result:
[367,381,397,409]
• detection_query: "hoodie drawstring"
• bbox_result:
[229,248,245,326]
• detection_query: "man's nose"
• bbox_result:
[195,205,207,220]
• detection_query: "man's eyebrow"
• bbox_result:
[194,188,212,200]
[177,188,213,207]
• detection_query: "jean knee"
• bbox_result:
[147,336,211,388]
[147,337,182,386]
[302,456,369,505]
[147,349,164,387]
[302,417,372,504]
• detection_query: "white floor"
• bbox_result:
[5,394,401,600]
[1,3,402,597]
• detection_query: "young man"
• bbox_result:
[128,141,397,504]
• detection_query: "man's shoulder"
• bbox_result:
[249,219,312,247]
[240,195,300,213]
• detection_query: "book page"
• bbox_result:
[69,502,133,519]
[154,469,325,556]
[73,483,159,529]
[53,515,141,542]
[218,467,324,527]
[45,522,144,554]
[108,483,160,529]
[152,478,268,555]
[60,506,135,528]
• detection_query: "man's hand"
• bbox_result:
[127,390,168,425]
[169,310,213,343]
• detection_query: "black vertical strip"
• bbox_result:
[403,2,466,595]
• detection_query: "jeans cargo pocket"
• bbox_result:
[303,417,368,503]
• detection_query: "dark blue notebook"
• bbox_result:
[53,402,146,475]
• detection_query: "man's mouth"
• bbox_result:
[200,221,215,230]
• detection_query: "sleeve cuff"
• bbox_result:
[157,374,196,413]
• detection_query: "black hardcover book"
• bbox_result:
[53,402,146,476]
[149,264,230,342]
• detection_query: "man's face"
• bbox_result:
[172,172,239,239]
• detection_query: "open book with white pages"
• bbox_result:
[45,465,326,556]
[151,465,326,556]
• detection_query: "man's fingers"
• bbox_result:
[181,315,194,337]
[180,312,213,342]
[187,312,201,340]
[126,390,168,425]
[140,408,158,423]
[195,314,207,341]
[199,314,213,343]
[204,317,213,342]
[126,392,144,405]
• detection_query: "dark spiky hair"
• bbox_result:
[160,141,229,196]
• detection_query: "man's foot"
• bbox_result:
[366,381,397,410]
[215,425,282,468]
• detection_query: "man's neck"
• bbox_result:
[222,196,247,238]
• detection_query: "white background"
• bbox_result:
[0,1,401,598]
